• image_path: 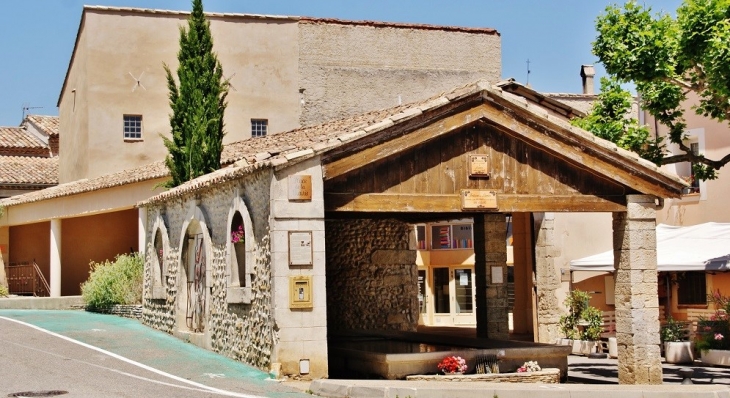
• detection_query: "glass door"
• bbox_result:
[453,268,474,325]
[430,266,476,326]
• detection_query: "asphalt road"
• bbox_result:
[0,311,311,398]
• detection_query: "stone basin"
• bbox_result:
[328,330,571,381]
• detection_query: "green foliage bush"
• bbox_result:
[0,285,8,297]
[81,253,143,309]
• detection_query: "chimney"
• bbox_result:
[580,65,596,95]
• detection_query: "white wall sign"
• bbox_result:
[289,231,313,266]
[491,266,504,284]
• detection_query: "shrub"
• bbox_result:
[661,317,687,343]
[696,290,730,352]
[559,289,592,339]
[81,253,143,309]
[0,285,8,297]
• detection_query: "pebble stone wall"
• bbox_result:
[141,167,277,371]
[325,218,418,332]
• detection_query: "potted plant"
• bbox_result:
[696,290,730,366]
[579,306,604,355]
[661,316,693,364]
[558,289,592,354]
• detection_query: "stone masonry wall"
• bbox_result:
[298,22,501,126]
[325,218,418,332]
[142,167,276,371]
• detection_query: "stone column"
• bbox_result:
[474,214,509,339]
[613,195,662,384]
[534,213,562,343]
[50,218,62,297]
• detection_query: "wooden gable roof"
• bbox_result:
[321,82,686,214]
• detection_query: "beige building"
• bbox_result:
[58,6,501,183]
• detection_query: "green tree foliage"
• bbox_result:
[581,0,730,180]
[162,0,229,187]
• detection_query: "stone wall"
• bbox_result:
[298,22,501,126]
[406,368,560,383]
[141,167,276,371]
[325,218,418,332]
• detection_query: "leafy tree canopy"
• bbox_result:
[161,0,229,187]
[577,0,730,181]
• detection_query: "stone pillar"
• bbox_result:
[613,195,662,384]
[534,213,562,343]
[50,218,62,297]
[474,214,509,339]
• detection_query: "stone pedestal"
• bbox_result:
[474,214,509,339]
[612,195,662,384]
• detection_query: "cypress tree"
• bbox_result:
[162,0,228,187]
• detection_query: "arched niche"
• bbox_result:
[226,194,253,304]
[176,203,213,333]
[149,211,170,300]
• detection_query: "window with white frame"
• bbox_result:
[251,119,268,137]
[123,115,143,140]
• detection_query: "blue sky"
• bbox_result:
[0,0,682,126]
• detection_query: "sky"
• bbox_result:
[0,0,683,127]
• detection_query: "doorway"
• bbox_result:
[431,266,475,326]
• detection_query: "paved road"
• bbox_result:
[0,310,311,398]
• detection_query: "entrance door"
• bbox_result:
[431,266,476,326]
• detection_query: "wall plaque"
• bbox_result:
[460,189,498,210]
[468,154,490,178]
[289,231,313,266]
[288,175,312,201]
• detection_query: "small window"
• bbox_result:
[123,115,143,140]
[677,272,707,305]
[689,142,701,194]
[251,119,268,137]
[430,223,473,250]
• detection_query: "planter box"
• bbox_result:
[701,349,730,366]
[664,341,694,364]
[406,368,560,383]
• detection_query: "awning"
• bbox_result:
[570,222,730,272]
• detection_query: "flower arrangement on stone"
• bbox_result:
[696,290,730,352]
[230,225,244,244]
[437,355,467,374]
[516,361,541,373]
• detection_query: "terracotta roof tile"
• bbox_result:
[25,115,60,137]
[0,156,57,186]
[0,126,48,157]
[0,160,166,207]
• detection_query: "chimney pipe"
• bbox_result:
[580,65,596,95]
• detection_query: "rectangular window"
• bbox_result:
[677,272,707,305]
[430,224,473,250]
[251,119,268,137]
[123,115,143,140]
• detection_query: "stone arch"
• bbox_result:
[226,193,254,304]
[149,210,170,300]
[176,203,213,333]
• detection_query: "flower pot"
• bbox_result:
[664,341,694,364]
[579,340,596,356]
[701,349,730,366]
[571,340,582,355]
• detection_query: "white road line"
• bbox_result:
[0,316,266,398]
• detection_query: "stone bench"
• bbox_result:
[405,368,560,383]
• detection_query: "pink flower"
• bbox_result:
[715,333,724,341]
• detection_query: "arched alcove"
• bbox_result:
[226,194,253,304]
[149,211,170,300]
[177,205,212,333]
